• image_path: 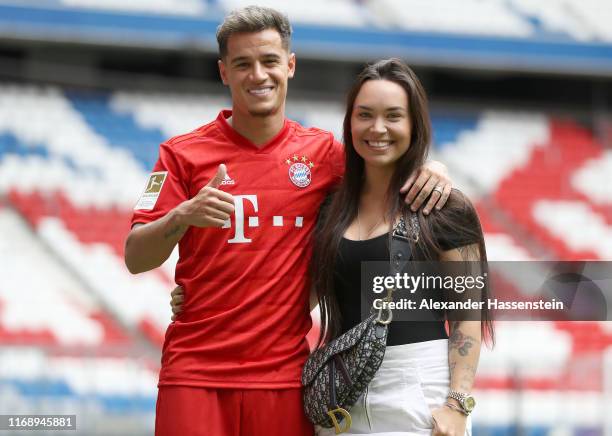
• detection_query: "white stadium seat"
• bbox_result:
[571,150,612,206]
[221,0,367,28]
[366,0,533,37]
[111,92,231,139]
[61,0,206,16]
[509,0,597,42]
[533,200,612,259]
[436,111,550,195]
[0,209,105,346]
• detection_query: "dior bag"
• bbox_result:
[301,214,418,434]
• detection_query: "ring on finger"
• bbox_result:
[433,185,444,194]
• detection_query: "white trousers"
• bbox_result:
[315,339,472,435]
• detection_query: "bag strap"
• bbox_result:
[324,212,419,423]
[376,213,419,324]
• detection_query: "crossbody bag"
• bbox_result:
[301,213,419,434]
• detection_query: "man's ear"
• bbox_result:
[288,53,296,79]
[218,59,228,85]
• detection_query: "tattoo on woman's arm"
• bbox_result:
[449,329,478,356]
[448,362,478,391]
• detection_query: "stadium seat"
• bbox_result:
[508,0,596,41]
[61,0,206,16]
[0,347,157,433]
[571,150,612,206]
[0,208,128,347]
[366,0,532,37]
[221,0,367,27]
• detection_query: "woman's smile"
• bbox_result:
[351,79,412,168]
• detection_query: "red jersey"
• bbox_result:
[132,110,344,389]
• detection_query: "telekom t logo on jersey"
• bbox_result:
[223,195,304,244]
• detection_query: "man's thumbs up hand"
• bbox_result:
[206,163,227,189]
[175,164,235,228]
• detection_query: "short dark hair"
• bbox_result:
[216,6,292,59]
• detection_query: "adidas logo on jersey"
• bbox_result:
[221,172,236,185]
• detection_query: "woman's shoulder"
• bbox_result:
[428,188,478,223]
[422,188,482,251]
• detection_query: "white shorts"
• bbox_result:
[315,339,472,435]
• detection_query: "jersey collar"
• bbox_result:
[216,110,292,153]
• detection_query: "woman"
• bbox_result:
[171,59,493,435]
[309,58,493,435]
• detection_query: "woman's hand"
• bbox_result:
[431,404,467,436]
[170,285,185,321]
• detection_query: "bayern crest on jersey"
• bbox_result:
[289,162,311,188]
[285,154,315,188]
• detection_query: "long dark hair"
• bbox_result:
[310,58,494,347]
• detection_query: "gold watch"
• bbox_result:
[447,390,476,415]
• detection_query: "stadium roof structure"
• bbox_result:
[1,2,612,76]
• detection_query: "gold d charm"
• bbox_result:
[376,287,394,325]
[327,407,352,434]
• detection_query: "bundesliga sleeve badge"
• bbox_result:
[134,171,167,210]
[285,154,314,188]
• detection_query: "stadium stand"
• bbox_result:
[0,84,178,350]
[222,0,367,27]
[62,0,207,16]
[9,0,607,44]
[508,0,597,42]
[368,0,532,37]
[1,85,610,300]
[1,81,610,433]
[1,1,611,433]
[0,347,157,433]
[2,1,612,75]
[0,207,119,347]
[4,0,609,47]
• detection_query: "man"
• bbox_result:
[125,6,451,436]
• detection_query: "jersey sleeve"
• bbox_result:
[131,142,190,227]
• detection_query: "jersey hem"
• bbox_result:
[158,378,302,390]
